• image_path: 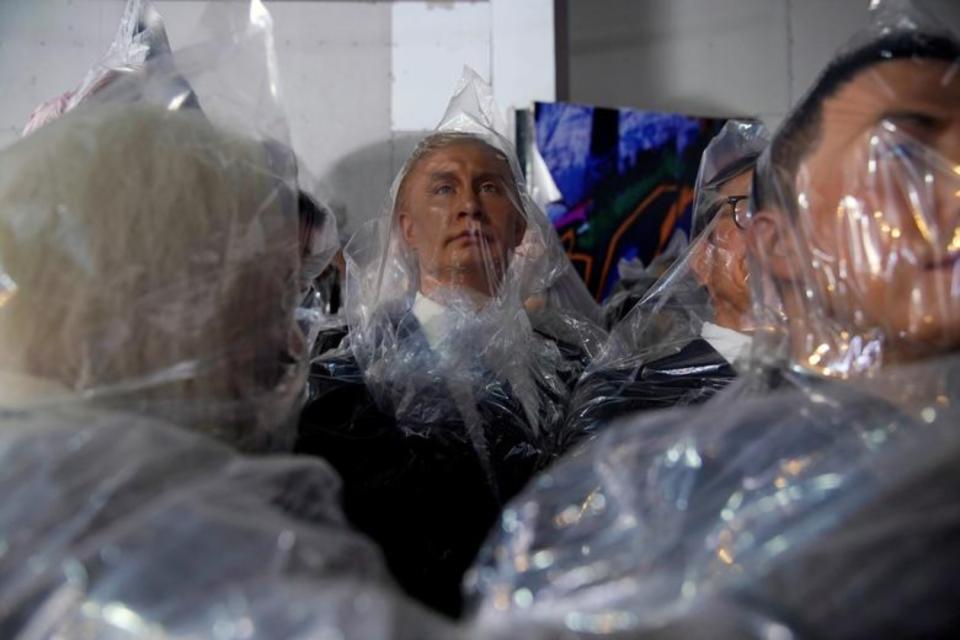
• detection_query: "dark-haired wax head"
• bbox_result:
[751,31,960,373]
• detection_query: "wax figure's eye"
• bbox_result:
[882,110,947,138]
[479,181,501,194]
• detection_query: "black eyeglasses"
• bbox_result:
[713,195,751,230]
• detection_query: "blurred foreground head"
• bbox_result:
[751,18,960,376]
[0,102,303,450]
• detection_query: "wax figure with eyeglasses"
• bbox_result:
[296,71,604,617]
[467,4,960,638]
[559,120,769,446]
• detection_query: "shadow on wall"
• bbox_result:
[567,0,773,118]
[320,131,427,239]
[565,0,790,123]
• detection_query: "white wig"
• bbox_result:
[0,103,303,450]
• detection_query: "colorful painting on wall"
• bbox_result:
[527,101,723,301]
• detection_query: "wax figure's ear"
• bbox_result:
[511,209,527,249]
[689,236,713,286]
[749,206,798,282]
[398,209,418,251]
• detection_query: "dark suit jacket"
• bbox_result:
[561,337,737,452]
[670,376,960,639]
[296,307,588,617]
[497,369,960,639]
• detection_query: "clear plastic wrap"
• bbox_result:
[467,353,960,639]
[342,67,604,441]
[21,0,193,136]
[296,68,605,615]
[561,120,770,447]
[0,1,329,452]
[296,183,343,358]
[601,230,689,329]
[0,403,455,640]
[748,0,960,376]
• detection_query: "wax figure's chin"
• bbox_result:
[419,271,501,306]
[841,263,960,356]
[418,250,508,299]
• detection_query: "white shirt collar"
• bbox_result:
[410,292,543,430]
[700,321,752,368]
[412,292,450,351]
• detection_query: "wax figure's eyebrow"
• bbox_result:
[474,171,509,184]
[427,171,459,184]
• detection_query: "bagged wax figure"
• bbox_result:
[0,0,340,452]
[561,120,770,448]
[466,2,960,638]
[0,3,452,638]
[296,68,605,616]
[749,3,960,376]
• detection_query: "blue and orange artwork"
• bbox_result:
[533,101,723,301]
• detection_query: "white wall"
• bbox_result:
[565,0,960,127]
[0,0,395,232]
[565,0,865,126]
[0,0,125,143]
[0,0,555,233]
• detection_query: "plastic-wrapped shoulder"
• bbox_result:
[0,102,301,450]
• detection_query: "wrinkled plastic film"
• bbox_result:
[748,4,960,376]
[562,120,769,446]
[295,173,343,361]
[467,4,960,638]
[0,1,323,452]
[602,230,689,329]
[21,0,183,136]
[467,352,960,640]
[297,68,604,615]
[0,404,455,640]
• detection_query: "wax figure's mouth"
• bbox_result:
[923,249,960,272]
[449,228,494,246]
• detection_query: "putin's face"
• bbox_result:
[397,138,526,298]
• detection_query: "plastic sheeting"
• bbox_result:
[296,188,343,360]
[561,120,769,447]
[297,68,605,615]
[468,352,960,640]
[21,0,194,136]
[298,186,339,301]
[601,230,689,329]
[0,403,455,640]
[0,0,335,452]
